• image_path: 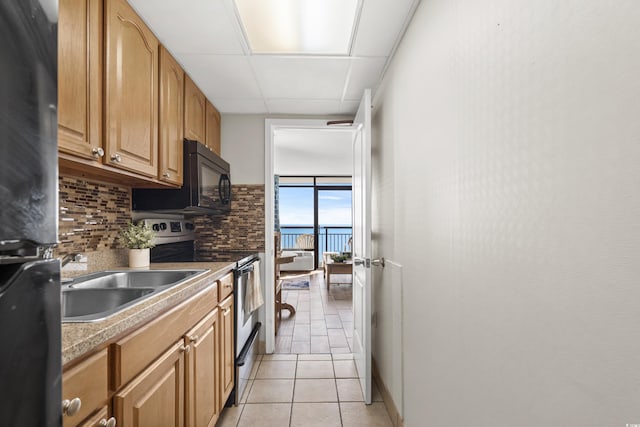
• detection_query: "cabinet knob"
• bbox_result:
[99,417,117,427]
[62,397,82,417]
[188,335,199,343]
[163,172,171,178]
[180,344,191,353]
[223,307,231,315]
[110,153,122,163]
[92,147,104,158]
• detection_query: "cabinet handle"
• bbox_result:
[223,307,231,315]
[180,344,191,353]
[110,153,122,163]
[62,397,82,417]
[163,172,171,178]
[99,417,117,427]
[188,335,199,343]
[92,147,104,158]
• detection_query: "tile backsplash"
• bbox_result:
[58,175,130,256]
[57,176,266,271]
[195,184,265,258]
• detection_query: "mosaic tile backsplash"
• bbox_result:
[58,175,131,255]
[58,177,265,270]
[195,184,265,258]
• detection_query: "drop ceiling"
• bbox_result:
[127,0,420,115]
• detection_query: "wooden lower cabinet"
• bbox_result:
[78,406,113,427]
[62,349,109,427]
[186,309,220,427]
[219,295,235,405]
[64,280,236,427]
[114,340,186,427]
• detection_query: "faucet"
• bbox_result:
[61,253,82,267]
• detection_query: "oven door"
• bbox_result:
[236,262,256,329]
[193,153,231,212]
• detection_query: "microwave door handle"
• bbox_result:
[219,174,231,204]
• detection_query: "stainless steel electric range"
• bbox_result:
[142,218,262,406]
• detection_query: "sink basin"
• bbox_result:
[61,269,207,322]
[66,269,206,290]
[62,288,155,321]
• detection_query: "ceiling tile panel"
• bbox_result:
[128,0,245,55]
[176,54,263,100]
[252,57,351,99]
[351,0,417,57]
[213,98,268,114]
[344,57,388,101]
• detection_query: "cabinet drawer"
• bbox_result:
[218,272,234,301]
[62,349,108,427]
[111,284,217,389]
[77,406,109,427]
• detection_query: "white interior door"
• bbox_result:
[352,89,372,404]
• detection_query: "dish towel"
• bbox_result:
[244,260,264,313]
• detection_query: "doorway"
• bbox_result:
[264,119,355,354]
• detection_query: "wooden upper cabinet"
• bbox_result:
[159,47,184,186]
[58,0,103,161]
[105,0,159,178]
[205,100,221,156]
[184,75,206,144]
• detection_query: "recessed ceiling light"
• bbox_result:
[234,0,360,55]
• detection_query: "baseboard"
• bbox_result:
[372,357,404,427]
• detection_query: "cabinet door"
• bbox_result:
[114,341,185,427]
[185,309,220,427]
[159,46,184,186]
[184,75,206,144]
[58,0,103,161]
[105,0,158,177]
[219,296,235,404]
[205,100,221,156]
[62,349,108,427]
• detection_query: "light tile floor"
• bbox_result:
[276,270,354,354]
[215,270,393,426]
[216,354,392,427]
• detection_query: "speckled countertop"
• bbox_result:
[61,262,235,365]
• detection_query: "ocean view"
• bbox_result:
[280,225,352,254]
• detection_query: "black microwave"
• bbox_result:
[132,139,231,215]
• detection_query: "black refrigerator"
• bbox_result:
[0,0,62,426]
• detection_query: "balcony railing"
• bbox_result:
[280,226,352,265]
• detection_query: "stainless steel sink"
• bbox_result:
[62,269,207,322]
[62,288,155,321]
[66,269,206,290]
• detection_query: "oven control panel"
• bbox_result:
[141,219,195,245]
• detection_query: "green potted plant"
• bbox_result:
[120,221,156,268]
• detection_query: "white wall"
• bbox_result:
[274,129,353,176]
[221,114,266,184]
[372,1,640,426]
[222,115,353,184]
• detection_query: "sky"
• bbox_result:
[279,187,352,226]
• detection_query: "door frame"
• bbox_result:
[264,118,352,353]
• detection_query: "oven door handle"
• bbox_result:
[237,264,254,275]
